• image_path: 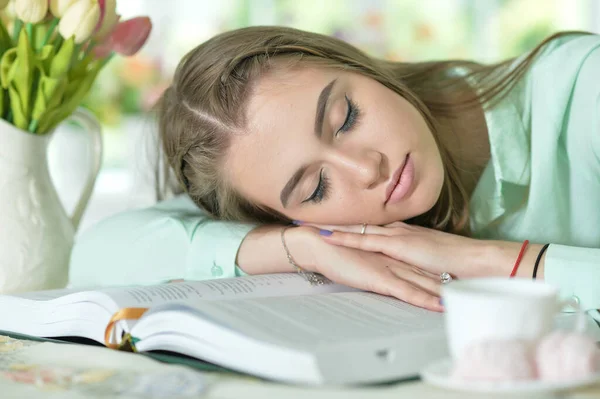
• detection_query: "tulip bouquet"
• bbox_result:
[0,0,151,134]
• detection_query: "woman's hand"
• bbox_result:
[285,226,444,312]
[305,222,542,279]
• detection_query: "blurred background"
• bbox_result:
[51,0,599,233]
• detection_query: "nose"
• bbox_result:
[331,148,384,189]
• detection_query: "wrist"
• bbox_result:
[282,225,323,272]
[480,240,547,279]
[236,225,321,274]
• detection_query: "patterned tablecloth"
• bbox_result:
[0,335,599,399]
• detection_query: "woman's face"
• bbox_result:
[225,65,445,225]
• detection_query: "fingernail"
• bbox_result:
[292,220,304,225]
[319,229,333,237]
[439,298,444,306]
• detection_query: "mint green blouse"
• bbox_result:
[69,33,600,311]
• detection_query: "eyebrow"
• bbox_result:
[280,79,337,208]
[314,79,337,138]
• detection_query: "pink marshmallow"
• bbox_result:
[536,331,600,381]
[452,339,537,381]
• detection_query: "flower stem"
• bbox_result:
[28,119,38,134]
[12,20,22,42]
[25,23,34,49]
[54,34,64,50]
[41,18,60,48]
[100,52,115,69]
[72,43,83,65]
[83,41,97,59]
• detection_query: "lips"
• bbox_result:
[385,155,409,204]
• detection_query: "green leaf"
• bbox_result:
[38,60,103,133]
[68,53,95,81]
[8,83,26,129]
[0,20,12,53]
[36,44,55,76]
[38,45,54,60]
[50,37,74,78]
[13,29,34,124]
[32,72,67,121]
[0,91,5,119]
[0,48,17,89]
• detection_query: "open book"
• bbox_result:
[0,274,448,385]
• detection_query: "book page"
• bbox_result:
[0,274,354,310]
[0,274,355,345]
[7,289,85,301]
[162,291,444,348]
[102,274,356,308]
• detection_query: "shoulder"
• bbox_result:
[153,194,206,214]
[534,32,600,65]
[527,32,600,156]
[525,32,600,92]
[525,33,600,92]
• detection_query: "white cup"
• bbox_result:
[442,278,581,359]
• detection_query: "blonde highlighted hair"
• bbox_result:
[156,26,588,235]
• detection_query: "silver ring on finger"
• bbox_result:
[360,223,367,235]
[440,272,453,284]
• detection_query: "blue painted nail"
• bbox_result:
[439,298,444,306]
[292,220,304,225]
[319,229,333,237]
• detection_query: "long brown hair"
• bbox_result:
[156,26,588,235]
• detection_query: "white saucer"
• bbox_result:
[420,358,600,394]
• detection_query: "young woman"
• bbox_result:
[70,26,600,316]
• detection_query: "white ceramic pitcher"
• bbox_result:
[0,108,102,293]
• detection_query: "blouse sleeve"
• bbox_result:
[544,245,600,311]
[68,195,256,287]
[541,35,600,312]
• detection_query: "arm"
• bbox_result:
[69,197,443,310]
[69,194,360,286]
[315,223,600,312]
[492,243,600,311]
[69,195,265,287]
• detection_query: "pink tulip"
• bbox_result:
[95,0,118,39]
[94,16,152,58]
[97,0,106,23]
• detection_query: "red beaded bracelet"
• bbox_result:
[510,240,529,278]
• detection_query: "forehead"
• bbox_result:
[248,65,337,124]
[224,66,338,196]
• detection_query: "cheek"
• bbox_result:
[417,149,445,214]
[371,101,421,147]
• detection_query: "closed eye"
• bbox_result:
[303,169,330,204]
[336,95,360,136]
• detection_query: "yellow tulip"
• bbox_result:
[58,0,100,44]
[15,0,48,23]
[49,0,79,18]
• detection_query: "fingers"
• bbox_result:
[384,277,443,312]
[322,231,402,258]
[388,264,441,297]
[383,221,407,228]
[399,286,443,312]
[351,263,442,312]
[297,223,364,234]
[295,222,397,236]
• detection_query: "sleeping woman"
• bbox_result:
[70,26,600,315]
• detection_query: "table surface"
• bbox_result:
[0,336,598,399]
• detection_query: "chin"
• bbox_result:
[417,184,443,215]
